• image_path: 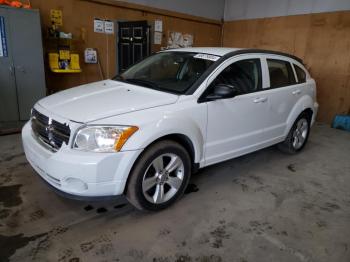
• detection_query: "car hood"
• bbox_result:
[38,80,179,123]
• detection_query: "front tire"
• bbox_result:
[126,140,191,211]
[278,113,311,154]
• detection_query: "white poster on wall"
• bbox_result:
[154,31,162,45]
[155,19,163,32]
[167,32,194,49]
[84,48,98,64]
[94,18,104,33]
[104,20,114,34]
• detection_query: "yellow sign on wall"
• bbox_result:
[48,53,59,70]
[70,54,81,70]
[59,50,70,60]
[50,9,63,26]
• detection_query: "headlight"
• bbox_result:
[73,125,138,152]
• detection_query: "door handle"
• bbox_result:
[253,97,268,103]
[292,89,301,95]
[16,65,26,73]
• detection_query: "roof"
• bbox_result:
[165,47,303,64]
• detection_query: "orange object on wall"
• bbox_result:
[0,0,31,8]
[0,0,12,5]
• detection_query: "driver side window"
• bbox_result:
[211,59,262,95]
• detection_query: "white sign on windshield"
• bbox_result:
[194,53,220,61]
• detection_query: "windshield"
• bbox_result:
[114,52,217,94]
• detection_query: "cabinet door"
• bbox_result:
[8,8,46,121]
[0,8,19,122]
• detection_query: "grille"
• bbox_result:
[31,108,71,151]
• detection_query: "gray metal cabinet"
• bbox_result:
[0,6,45,123]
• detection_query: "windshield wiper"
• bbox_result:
[125,78,159,89]
[114,77,180,94]
[113,75,124,80]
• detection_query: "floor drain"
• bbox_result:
[84,205,94,211]
[114,204,127,209]
[96,207,108,213]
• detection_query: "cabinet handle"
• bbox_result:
[16,66,26,73]
[9,65,15,75]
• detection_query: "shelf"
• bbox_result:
[48,52,81,73]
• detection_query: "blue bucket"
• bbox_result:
[332,115,350,132]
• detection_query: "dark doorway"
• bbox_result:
[117,21,150,73]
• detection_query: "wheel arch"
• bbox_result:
[144,133,197,167]
[123,133,198,195]
[302,108,313,121]
[285,95,315,137]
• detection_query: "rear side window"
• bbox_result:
[267,59,296,88]
[294,64,306,83]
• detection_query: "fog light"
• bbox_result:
[64,178,88,192]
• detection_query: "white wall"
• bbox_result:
[224,0,350,21]
[118,0,350,21]
[119,0,225,20]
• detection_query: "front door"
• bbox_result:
[204,56,271,166]
[118,21,150,73]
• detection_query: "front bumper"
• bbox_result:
[22,121,143,198]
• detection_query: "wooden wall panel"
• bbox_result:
[30,0,222,92]
[223,11,350,124]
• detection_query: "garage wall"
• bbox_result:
[223,7,350,124]
[119,0,225,20]
[30,0,222,92]
[224,0,350,20]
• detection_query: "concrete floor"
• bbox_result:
[0,123,349,262]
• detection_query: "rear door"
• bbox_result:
[261,56,298,139]
[293,62,309,98]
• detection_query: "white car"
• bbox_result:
[22,48,318,211]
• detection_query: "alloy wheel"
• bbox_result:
[292,118,309,150]
[142,153,185,204]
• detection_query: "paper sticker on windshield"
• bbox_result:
[194,54,220,61]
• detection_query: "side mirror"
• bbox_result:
[206,84,238,101]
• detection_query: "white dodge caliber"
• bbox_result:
[22,48,319,211]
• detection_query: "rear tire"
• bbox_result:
[277,112,311,154]
[126,140,191,211]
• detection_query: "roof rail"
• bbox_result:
[228,48,304,64]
